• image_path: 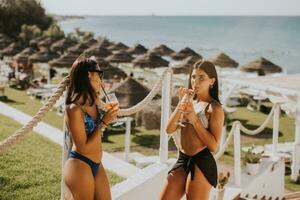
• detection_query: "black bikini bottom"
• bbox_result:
[168,148,218,187]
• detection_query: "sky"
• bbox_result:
[40,0,300,16]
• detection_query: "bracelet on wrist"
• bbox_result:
[102,120,108,127]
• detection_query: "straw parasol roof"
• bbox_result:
[13,47,36,64]
[98,39,114,48]
[148,44,174,56]
[105,50,134,63]
[0,42,24,56]
[29,49,59,63]
[50,38,77,53]
[49,52,79,68]
[84,45,112,58]
[171,47,202,61]
[108,77,151,108]
[37,38,54,51]
[108,42,129,51]
[209,52,238,68]
[82,38,99,47]
[240,57,282,74]
[139,99,161,130]
[97,58,127,80]
[132,52,169,68]
[127,44,148,55]
[171,55,201,74]
[67,43,90,54]
[28,36,45,49]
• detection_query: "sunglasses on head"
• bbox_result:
[89,69,104,79]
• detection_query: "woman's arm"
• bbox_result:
[165,104,182,134]
[186,102,224,152]
[166,87,193,134]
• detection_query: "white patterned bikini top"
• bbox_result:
[172,100,212,150]
[192,100,211,129]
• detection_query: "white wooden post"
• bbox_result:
[159,70,171,163]
[272,104,280,160]
[220,126,226,150]
[291,94,300,181]
[125,117,132,162]
[234,122,241,186]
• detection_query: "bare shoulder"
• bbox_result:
[66,103,83,118]
[210,101,224,115]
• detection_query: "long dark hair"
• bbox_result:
[65,55,100,106]
[188,60,221,103]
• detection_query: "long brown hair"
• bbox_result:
[188,60,221,103]
[65,55,100,106]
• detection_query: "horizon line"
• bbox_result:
[51,13,300,17]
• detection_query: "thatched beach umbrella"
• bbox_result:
[108,42,129,51]
[84,45,112,58]
[209,53,238,68]
[37,38,54,51]
[29,49,59,63]
[149,44,174,56]
[97,58,127,80]
[127,44,148,55]
[13,47,36,64]
[67,43,90,54]
[139,100,161,130]
[50,38,77,54]
[0,42,24,57]
[99,39,114,48]
[105,50,134,63]
[171,56,201,74]
[83,38,98,46]
[132,52,169,68]
[28,37,45,49]
[171,47,202,61]
[49,52,79,68]
[240,57,282,74]
[108,77,151,109]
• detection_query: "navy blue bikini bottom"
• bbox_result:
[69,151,101,177]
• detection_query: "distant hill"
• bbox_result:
[52,15,85,22]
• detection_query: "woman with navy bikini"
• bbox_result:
[160,60,224,200]
[63,56,118,200]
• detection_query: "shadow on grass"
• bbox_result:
[131,133,178,151]
[106,127,141,136]
[132,134,160,149]
[1,98,21,104]
[102,127,143,143]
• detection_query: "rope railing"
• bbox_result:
[213,103,279,160]
[0,69,172,153]
[0,76,70,152]
[118,69,172,116]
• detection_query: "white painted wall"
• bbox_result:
[111,162,172,200]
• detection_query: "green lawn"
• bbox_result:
[5,87,64,130]
[0,114,124,200]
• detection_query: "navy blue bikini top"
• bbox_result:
[82,105,106,135]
